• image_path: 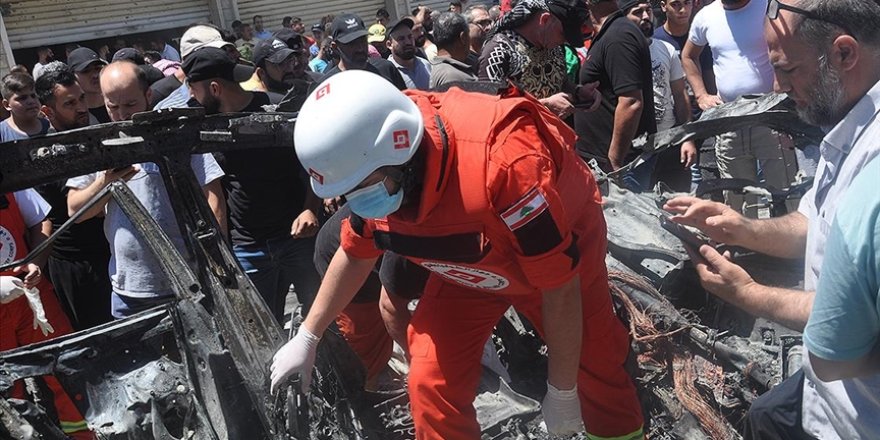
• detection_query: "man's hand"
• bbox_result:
[270,326,321,395]
[291,209,319,238]
[13,263,42,290]
[99,165,139,186]
[696,94,723,111]
[663,196,751,246]
[681,141,697,168]
[540,92,575,119]
[687,244,756,305]
[542,383,584,435]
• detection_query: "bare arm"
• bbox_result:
[68,166,138,221]
[691,244,814,331]
[608,89,643,170]
[682,41,721,110]
[203,179,227,239]
[26,219,53,270]
[810,349,880,382]
[301,248,379,335]
[542,276,583,390]
[743,212,808,258]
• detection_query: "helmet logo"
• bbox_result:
[316,84,330,100]
[308,168,324,184]
[392,130,410,150]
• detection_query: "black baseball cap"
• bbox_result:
[182,47,253,83]
[547,0,589,47]
[386,17,414,35]
[112,47,145,65]
[332,13,369,44]
[311,23,323,33]
[253,38,298,67]
[273,29,306,52]
[68,47,107,72]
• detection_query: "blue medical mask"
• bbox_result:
[346,178,404,219]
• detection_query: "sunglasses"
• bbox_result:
[766,0,852,36]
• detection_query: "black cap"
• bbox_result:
[617,0,641,12]
[386,17,414,35]
[311,23,323,33]
[548,0,589,47]
[112,48,145,65]
[182,47,242,83]
[332,13,369,44]
[273,29,306,52]
[68,47,107,72]
[253,38,298,67]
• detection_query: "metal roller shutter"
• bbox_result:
[0,0,212,50]
[236,0,386,32]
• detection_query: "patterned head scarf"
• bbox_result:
[493,0,587,47]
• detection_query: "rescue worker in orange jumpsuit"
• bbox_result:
[270,68,645,439]
[0,190,93,439]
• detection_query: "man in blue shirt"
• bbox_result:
[805,155,880,382]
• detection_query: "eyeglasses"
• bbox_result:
[766,0,852,35]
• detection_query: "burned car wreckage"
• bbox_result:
[0,93,823,440]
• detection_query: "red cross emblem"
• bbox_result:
[392,130,410,150]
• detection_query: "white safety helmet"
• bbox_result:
[294,70,425,198]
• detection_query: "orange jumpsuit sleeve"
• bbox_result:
[340,214,385,259]
[487,115,580,290]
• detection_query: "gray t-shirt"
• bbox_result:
[429,56,477,89]
[388,55,433,90]
[67,155,223,298]
[0,118,50,142]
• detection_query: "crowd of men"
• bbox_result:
[1,0,879,438]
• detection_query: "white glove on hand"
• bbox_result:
[23,285,54,336]
[270,326,320,395]
[542,382,584,436]
[0,276,27,304]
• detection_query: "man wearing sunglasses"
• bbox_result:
[666,0,880,438]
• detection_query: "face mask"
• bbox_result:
[346,178,404,219]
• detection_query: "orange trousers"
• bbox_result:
[336,301,394,382]
[0,284,93,439]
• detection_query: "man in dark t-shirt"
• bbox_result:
[183,47,321,323]
[321,13,407,90]
[574,0,656,186]
[34,69,113,329]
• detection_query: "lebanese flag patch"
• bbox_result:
[501,187,549,231]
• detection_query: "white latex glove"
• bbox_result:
[542,382,584,436]
[23,285,54,336]
[0,276,27,304]
[269,326,320,395]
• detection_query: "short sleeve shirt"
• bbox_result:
[13,189,51,228]
[649,38,685,132]
[66,155,224,298]
[804,156,880,362]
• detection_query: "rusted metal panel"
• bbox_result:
[0,0,212,49]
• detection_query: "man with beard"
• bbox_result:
[682,0,797,217]
[34,69,113,329]
[183,47,321,323]
[252,36,320,104]
[664,0,880,437]
[67,47,110,124]
[480,0,599,120]
[622,1,696,191]
[67,61,226,319]
[386,18,432,90]
[321,13,406,90]
[464,4,492,72]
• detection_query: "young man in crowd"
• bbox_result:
[622,0,697,191]
[321,13,407,90]
[0,72,51,141]
[34,69,113,330]
[182,47,321,323]
[67,47,110,124]
[251,36,319,103]
[385,17,432,90]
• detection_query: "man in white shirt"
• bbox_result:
[665,0,880,437]
[682,0,797,217]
